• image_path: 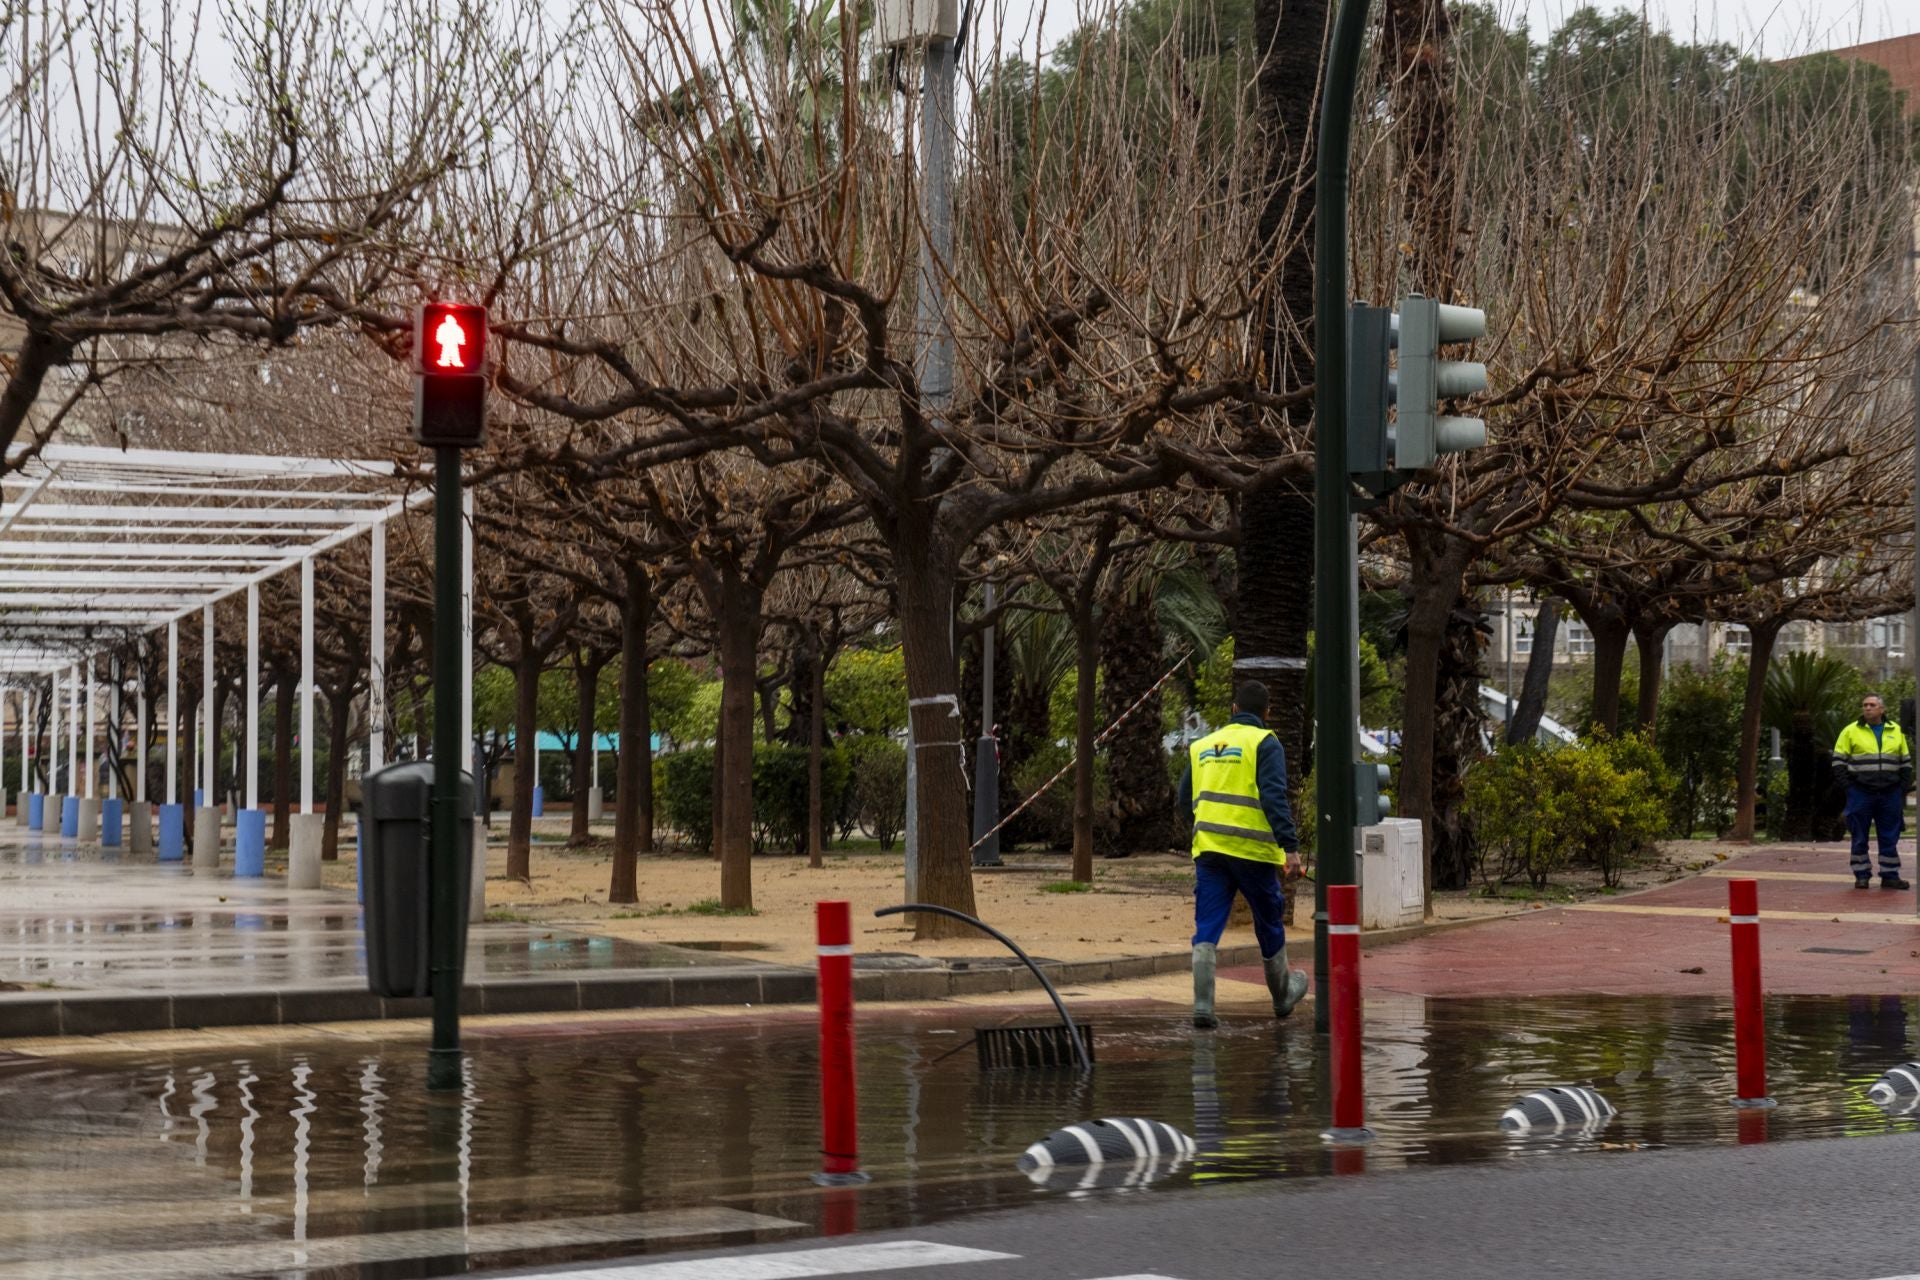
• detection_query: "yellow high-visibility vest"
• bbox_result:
[1188,721,1285,865]
[1834,719,1912,788]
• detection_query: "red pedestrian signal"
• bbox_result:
[413,302,488,377]
[412,301,489,448]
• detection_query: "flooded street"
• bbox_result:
[2,993,1918,1276]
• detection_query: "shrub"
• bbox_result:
[655,743,854,856]
[656,748,715,853]
[1464,735,1670,890]
[1656,659,1744,836]
[846,736,907,850]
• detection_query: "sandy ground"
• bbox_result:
[317,816,1731,969]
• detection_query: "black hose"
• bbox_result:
[874,903,1092,1073]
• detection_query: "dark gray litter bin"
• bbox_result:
[363,762,475,998]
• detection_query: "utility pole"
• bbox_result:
[905,26,958,900]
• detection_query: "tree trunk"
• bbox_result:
[1430,605,1485,891]
[715,580,761,910]
[322,686,352,860]
[570,652,603,845]
[1507,598,1560,746]
[808,627,826,869]
[611,564,652,904]
[1397,527,1471,906]
[1586,615,1630,735]
[1633,621,1670,734]
[1071,606,1098,882]
[1101,580,1174,854]
[1730,620,1782,841]
[895,530,977,938]
[710,692,726,862]
[507,643,539,881]
[271,673,294,848]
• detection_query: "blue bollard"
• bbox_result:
[531,785,545,818]
[193,788,203,809]
[27,793,43,832]
[234,809,267,877]
[101,797,123,847]
[158,804,185,861]
[60,796,78,839]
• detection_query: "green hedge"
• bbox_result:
[654,743,853,855]
[1463,732,1672,889]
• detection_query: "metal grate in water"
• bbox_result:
[976,1024,1095,1071]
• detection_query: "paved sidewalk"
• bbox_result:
[1267,841,1920,998]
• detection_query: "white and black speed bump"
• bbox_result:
[1499,1087,1617,1133]
[1017,1118,1196,1171]
[1867,1062,1920,1108]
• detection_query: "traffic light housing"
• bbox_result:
[1354,760,1391,826]
[1393,293,1486,470]
[412,302,489,447]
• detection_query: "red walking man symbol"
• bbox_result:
[433,313,468,369]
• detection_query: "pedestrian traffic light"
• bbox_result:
[412,302,489,448]
[1392,293,1486,470]
[1354,760,1391,826]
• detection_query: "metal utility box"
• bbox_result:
[363,762,476,998]
[1356,818,1425,930]
[875,0,958,47]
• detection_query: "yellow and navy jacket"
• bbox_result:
[1833,718,1914,793]
[1173,713,1296,864]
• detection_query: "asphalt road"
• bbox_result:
[499,1132,1920,1279]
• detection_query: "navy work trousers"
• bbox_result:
[1192,851,1287,959]
[1845,785,1904,880]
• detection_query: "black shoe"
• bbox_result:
[1857,876,1872,889]
[1882,877,1912,891]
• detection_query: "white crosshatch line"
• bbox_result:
[526,1239,1188,1280]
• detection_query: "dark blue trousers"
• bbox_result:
[1192,851,1287,959]
[1845,786,1904,879]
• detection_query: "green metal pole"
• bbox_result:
[428,444,464,1092]
[1311,0,1370,1036]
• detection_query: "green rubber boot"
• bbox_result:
[1265,955,1309,1019]
[1192,943,1219,1029]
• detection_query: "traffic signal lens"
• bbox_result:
[415,302,488,376]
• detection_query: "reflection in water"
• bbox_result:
[3,995,1919,1277]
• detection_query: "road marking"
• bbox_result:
[1563,903,1920,926]
[547,1241,1018,1278]
[0,1207,801,1279]
[1703,869,1862,883]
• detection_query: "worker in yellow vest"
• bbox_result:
[1173,680,1309,1029]
[1832,693,1913,890]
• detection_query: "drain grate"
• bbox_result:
[977,1023,1095,1070]
[1802,946,1872,955]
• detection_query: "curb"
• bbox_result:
[0,911,1502,1038]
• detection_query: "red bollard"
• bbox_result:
[1320,884,1374,1144]
[813,900,871,1186]
[1727,879,1775,1109]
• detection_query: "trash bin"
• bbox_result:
[363,761,475,998]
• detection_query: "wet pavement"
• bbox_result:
[0,833,768,1009]
[3,992,1920,1277]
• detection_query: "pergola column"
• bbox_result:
[236,582,265,874]
[194,605,220,871]
[289,554,322,888]
[159,620,182,859]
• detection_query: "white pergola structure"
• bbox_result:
[0,443,472,859]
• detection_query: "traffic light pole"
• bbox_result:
[428,444,464,1092]
[1311,0,1371,1035]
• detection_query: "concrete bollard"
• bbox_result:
[130,802,152,854]
[58,795,77,839]
[157,804,185,861]
[586,786,604,822]
[75,797,99,843]
[234,809,267,877]
[288,813,324,889]
[13,793,27,828]
[100,797,123,847]
[191,806,222,872]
